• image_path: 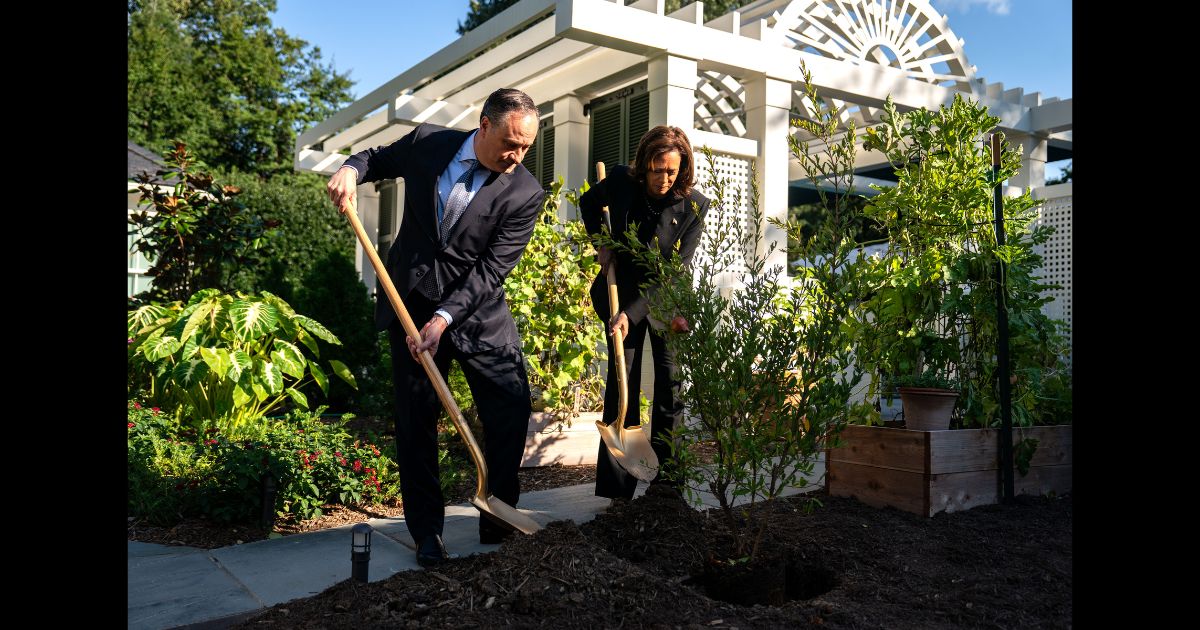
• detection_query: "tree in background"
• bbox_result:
[457,0,754,34]
[129,142,276,304]
[128,0,354,176]
[216,169,354,300]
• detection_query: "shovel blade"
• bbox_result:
[596,420,660,482]
[470,495,542,535]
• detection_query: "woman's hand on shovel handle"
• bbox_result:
[596,246,614,274]
[407,316,448,361]
[326,166,359,213]
[609,312,629,340]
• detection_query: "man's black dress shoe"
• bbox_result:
[416,534,449,567]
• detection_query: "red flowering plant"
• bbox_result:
[128,399,221,523]
[128,401,399,525]
[259,410,396,520]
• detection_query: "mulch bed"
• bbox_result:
[235,484,1072,629]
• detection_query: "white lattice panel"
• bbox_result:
[1033,189,1072,356]
[693,151,755,287]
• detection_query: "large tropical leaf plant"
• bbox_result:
[128,289,356,435]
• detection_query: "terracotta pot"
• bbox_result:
[897,387,958,431]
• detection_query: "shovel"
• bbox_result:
[341,202,541,535]
[594,161,660,482]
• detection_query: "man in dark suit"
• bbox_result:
[326,88,543,567]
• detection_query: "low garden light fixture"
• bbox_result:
[259,471,277,528]
[351,523,372,583]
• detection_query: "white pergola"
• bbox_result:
[295,0,1072,308]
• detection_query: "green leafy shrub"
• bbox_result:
[214,169,356,301]
[291,251,391,417]
[858,94,1071,427]
[128,401,216,523]
[611,67,868,560]
[128,401,400,524]
[127,289,356,434]
[202,170,393,418]
[504,177,606,420]
[128,141,276,303]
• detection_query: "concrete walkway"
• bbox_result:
[128,458,825,629]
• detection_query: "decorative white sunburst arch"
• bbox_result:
[767,0,976,88]
[695,0,979,138]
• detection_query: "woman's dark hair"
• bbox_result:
[632,125,695,197]
[479,88,539,126]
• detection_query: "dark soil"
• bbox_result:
[236,485,1073,629]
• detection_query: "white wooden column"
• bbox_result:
[743,74,792,278]
[647,53,697,129]
[1007,132,1048,190]
[553,94,590,220]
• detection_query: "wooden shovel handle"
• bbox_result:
[596,162,629,425]
[341,203,490,499]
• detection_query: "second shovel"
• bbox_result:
[594,161,659,482]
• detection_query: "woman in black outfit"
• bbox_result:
[578,125,709,500]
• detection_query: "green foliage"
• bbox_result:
[888,371,959,391]
[614,66,867,560]
[786,196,887,265]
[127,289,356,434]
[128,142,276,303]
[200,169,391,417]
[291,252,391,417]
[667,0,752,17]
[1032,370,1072,426]
[457,0,519,34]
[1013,437,1039,476]
[214,169,356,299]
[504,177,606,419]
[447,363,478,426]
[856,94,1071,427]
[127,0,353,176]
[128,401,399,524]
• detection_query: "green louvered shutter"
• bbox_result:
[539,123,555,189]
[589,100,623,183]
[376,180,396,260]
[626,91,650,166]
[520,115,556,190]
[522,127,539,181]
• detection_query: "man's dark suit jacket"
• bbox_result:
[578,165,709,327]
[342,123,544,352]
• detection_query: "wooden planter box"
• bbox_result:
[521,411,602,467]
[827,424,1072,517]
